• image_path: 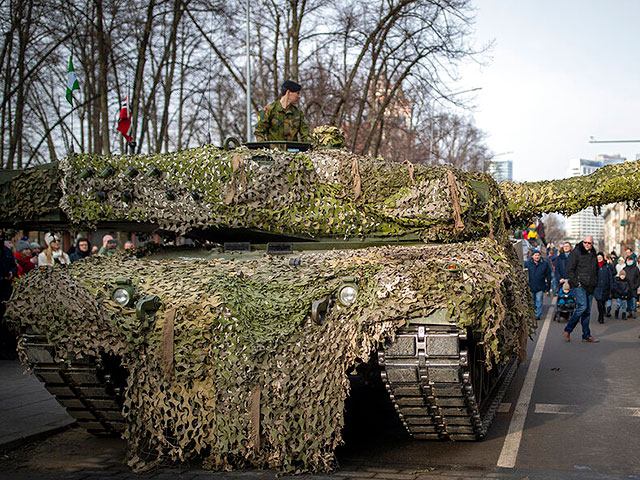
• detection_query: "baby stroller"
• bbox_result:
[554,291,576,322]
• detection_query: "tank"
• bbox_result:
[3,132,640,473]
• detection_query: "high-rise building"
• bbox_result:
[565,155,625,248]
[488,159,513,182]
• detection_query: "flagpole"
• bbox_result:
[207,10,213,145]
[69,51,74,154]
[127,73,136,155]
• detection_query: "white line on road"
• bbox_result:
[498,403,640,416]
[497,306,552,468]
[534,403,640,417]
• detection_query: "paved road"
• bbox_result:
[1,296,639,479]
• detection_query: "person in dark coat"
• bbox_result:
[0,231,18,359]
[525,249,551,320]
[623,256,640,319]
[563,236,599,342]
[593,252,613,324]
[612,270,631,319]
[605,252,618,317]
[69,237,92,263]
[552,242,571,293]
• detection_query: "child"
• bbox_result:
[557,282,575,308]
[612,270,631,319]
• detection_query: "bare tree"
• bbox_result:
[541,213,566,245]
[1,0,490,170]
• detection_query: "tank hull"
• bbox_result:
[5,238,531,473]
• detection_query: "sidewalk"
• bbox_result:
[0,359,75,451]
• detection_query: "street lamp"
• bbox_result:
[589,136,640,144]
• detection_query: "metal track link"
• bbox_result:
[379,324,517,440]
[20,333,126,436]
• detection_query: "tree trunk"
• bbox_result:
[94,0,110,154]
[131,0,156,153]
[156,0,185,152]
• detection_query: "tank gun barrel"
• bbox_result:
[500,158,640,222]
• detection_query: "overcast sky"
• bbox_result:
[456,1,640,182]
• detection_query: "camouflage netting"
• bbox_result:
[5,136,640,242]
[5,238,532,473]
[502,157,640,221]
[53,144,509,242]
[0,163,61,220]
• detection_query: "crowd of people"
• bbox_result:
[1,232,133,276]
[526,235,640,343]
[0,231,137,355]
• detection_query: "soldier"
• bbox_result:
[254,80,309,142]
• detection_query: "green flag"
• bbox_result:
[66,56,79,105]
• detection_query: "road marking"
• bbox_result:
[498,403,640,416]
[534,403,577,414]
[535,403,640,417]
[497,305,552,468]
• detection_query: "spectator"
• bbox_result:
[69,237,92,263]
[38,232,71,267]
[0,231,18,359]
[124,240,135,250]
[98,235,117,256]
[623,256,640,319]
[552,242,572,293]
[13,239,35,277]
[563,235,599,343]
[594,252,613,324]
[30,242,42,265]
[605,253,617,317]
[91,245,99,255]
[624,247,637,265]
[525,249,551,320]
[612,270,631,319]
[615,256,626,276]
[557,281,576,308]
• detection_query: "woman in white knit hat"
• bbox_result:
[38,232,70,267]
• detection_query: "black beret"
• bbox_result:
[281,80,301,96]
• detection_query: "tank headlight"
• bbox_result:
[337,277,358,307]
[111,278,135,307]
[113,288,132,306]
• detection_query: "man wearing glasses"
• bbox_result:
[563,235,599,342]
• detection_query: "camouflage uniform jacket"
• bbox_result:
[254,100,309,142]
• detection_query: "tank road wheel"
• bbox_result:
[468,334,502,410]
[471,341,490,407]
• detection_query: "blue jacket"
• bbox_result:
[552,253,569,281]
[525,257,552,293]
[593,262,613,301]
[557,290,575,306]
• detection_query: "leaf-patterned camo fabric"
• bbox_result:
[55,145,507,242]
[5,238,532,473]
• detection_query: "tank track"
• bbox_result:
[19,332,126,436]
[379,323,517,440]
